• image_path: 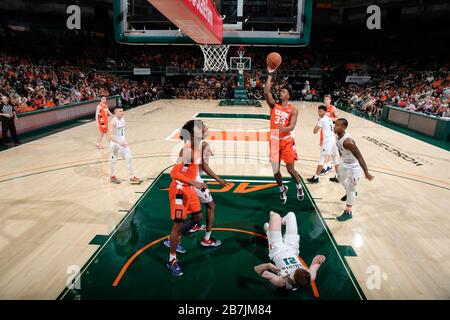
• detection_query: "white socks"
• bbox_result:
[110,156,117,176]
[204,231,211,241]
[126,156,134,176]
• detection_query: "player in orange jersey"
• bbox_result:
[95,96,113,149]
[265,68,304,204]
[165,119,211,277]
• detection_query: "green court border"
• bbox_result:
[58,166,365,300]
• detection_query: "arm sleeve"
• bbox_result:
[170,163,192,185]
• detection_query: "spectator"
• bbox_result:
[442,106,450,118]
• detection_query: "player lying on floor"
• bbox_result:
[254,211,326,290]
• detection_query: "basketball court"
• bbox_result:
[0,100,449,299]
[0,0,449,301]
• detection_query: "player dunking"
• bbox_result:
[265,68,304,203]
[307,105,339,184]
[95,96,113,149]
[334,118,374,221]
[108,106,141,184]
[255,211,326,290]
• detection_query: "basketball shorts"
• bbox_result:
[319,137,338,165]
[338,163,362,190]
[267,230,300,261]
[169,183,201,223]
[194,174,213,204]
[269,137,298,164]
[110,141,132,159]
[98,120,108,134]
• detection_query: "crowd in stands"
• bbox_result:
[170,76,236,99]
[333,69,450,120]
[2,32,449,123]
[0,53,162,113]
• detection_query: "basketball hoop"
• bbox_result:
[200,44,230,72]
[237,45,245,59]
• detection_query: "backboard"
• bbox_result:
[113,0,312,46]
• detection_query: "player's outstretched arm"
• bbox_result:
[308,255,326,281]
[201,163,229,187]
[313,117,322,134]
[264,70,276,109]
[254,263,285,288]
[343,138,374,181]
[200,141,229,186]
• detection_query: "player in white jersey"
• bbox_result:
[334,118,374,221]
[254,211,326,290]
[108,106,141,184]
[307,105,339,184]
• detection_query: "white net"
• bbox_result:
[200,45,230,72]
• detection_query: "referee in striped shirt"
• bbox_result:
[0,95,21,146]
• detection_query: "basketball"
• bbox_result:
[266,52,282,69]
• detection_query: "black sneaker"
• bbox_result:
[329,176,339,183]
[280,186,288,204]
[297,187,304,201]
[340,192,357,202]
[307,176,319,184]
